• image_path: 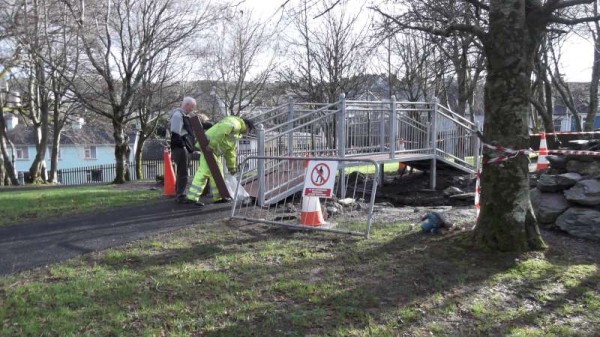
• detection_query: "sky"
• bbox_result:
[561,35,594,82]
[238,0,595,83]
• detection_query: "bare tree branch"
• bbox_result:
[371,7,487,40]
[461,0,490,11]
[313,0,343,19]
[549,14,600,25]
[546,0,595,11]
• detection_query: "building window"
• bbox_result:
[84,146,97,159]
[16,147,28,160]
[47,146,61,160]
[553,118,562,131]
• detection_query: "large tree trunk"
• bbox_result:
[28,64,50,183]
[48,129,61,184]
[0,109,18,186]
[0,135,18,186]
[474,1,545,252]
[585,13,600,131]
[112,118,130,184]
[48,99,63,184]
[135,132,147,179]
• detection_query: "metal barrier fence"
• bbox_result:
[230,156,380,238]
[56,158,203,185]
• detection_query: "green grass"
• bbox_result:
[0,219,598,336]
[0,185,160,227]
[344,163,400,175]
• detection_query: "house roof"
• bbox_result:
[7,124,137,146]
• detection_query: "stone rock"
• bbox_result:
[337,198,356,206]
[556,172,582,188]
[547,155,567,170]
[566,159,600,176]
[449,193,475,200]
[443,186,463,196]
[555,207,600,242]
[564,179,600,206]
[530,188,570,224]
[537,173,581,192]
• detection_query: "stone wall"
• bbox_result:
[531,155,600,242]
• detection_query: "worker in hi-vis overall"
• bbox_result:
[186,115,254,205]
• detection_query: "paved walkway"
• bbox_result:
[0,198,231,277]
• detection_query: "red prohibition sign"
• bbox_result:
[311,163,330,186]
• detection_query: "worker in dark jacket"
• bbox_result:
[168,97,197,204]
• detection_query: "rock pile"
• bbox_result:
[531,154,600,242]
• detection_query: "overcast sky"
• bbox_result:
[240,0,595,83]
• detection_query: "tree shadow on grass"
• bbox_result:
[84,221,521,336]
[36,220,597,337]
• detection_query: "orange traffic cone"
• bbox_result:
[299,196,325,227]
[163,149,176,197]
[536,132,549,171]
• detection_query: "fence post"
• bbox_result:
[473,121,481,178]
[257,124,266,206]
[337,93,347,198]
[430,97,438,190]
[287,95,294,156]
[389,95,397,159]
[380,106,386,153]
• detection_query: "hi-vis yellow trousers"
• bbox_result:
[186,153,223,202]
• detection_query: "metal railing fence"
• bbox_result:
[230,156,380,238]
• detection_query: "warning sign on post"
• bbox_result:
[303,160,338,198]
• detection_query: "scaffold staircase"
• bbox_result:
[237,94,480,205]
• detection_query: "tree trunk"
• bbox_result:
[48,130,61,184]
[48,99,63,184]
[135,132,147,179]
[112,118,130,184]
[0,108,18,185]
[585,13,600,131]
[0,135,18,186]
[28,64,50,183]
[474,1,545,252]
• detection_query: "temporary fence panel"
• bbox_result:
[230,156,380,238]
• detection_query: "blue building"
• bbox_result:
[5,114,139,179]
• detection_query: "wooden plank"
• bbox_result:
[189,116,231,200]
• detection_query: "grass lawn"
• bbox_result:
[0,184,161,227]
[0,218,598,337]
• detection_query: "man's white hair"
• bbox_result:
[181,96,197,109]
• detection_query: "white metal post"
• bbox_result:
[337,93,347,198]
[430,97,438,190]
[257,124,266,206]
[287,95,294,156]
[389,96,397,159]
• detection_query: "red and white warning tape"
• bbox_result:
[547,149,600,156]
[530,130,600,137]
[482,143,531,165]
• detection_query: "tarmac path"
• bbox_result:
[0,198,231,277]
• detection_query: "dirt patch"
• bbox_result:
[377,168,475,207]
